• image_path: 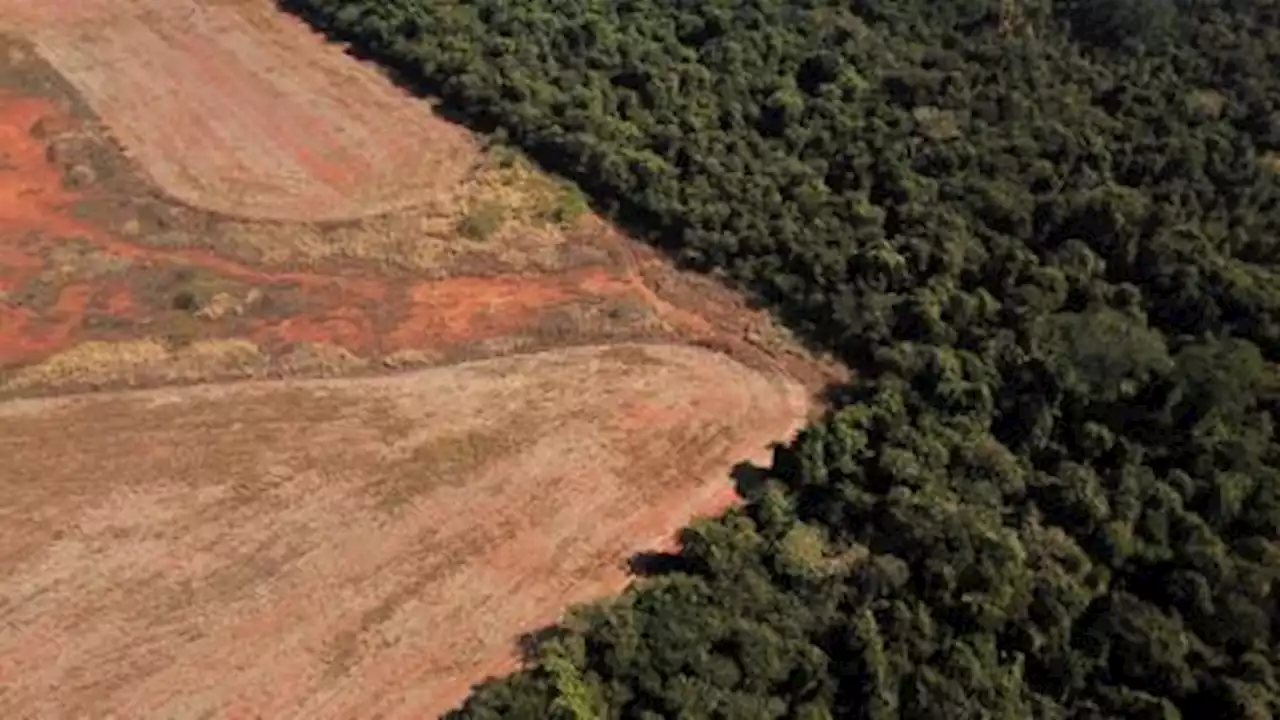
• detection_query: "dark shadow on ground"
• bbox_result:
[627,549,688,577]
[731,459,773,499]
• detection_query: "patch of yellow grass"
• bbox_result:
[276,342,370,376]
[3,338,263,391]
[379,348,443,370]
[174,149,603,277]
[43,240,133,281]
[1263,152,1280,174]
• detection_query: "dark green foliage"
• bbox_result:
[280,0,1280,716]
[1059,0,1182,50]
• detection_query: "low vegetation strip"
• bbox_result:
[0,343,808,719]
[283,0,1280,716]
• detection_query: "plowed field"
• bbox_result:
[0,344,808,718]
[8,0,476,221]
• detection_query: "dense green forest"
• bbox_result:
[283,0,1280,716]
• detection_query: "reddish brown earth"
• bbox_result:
[8,0,478,221]
[0,7,844,718]
[0,344,810,718]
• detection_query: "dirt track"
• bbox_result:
[0,344,808,718]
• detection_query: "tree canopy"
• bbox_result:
[283,0,1280,716]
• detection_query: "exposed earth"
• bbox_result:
[0,2,842,717]
[0,344,809,718]
[9,0,478,222]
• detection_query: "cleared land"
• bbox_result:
[6,0,477,221]
[0,343,809,718]
[0,4,842,717]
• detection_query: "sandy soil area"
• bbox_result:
[0,344,809,718]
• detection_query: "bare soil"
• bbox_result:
[7,0,478,222]
[0,344,809,719]
[0,5,847,718]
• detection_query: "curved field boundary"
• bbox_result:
[0,343,810,718]
[7,0,477,221]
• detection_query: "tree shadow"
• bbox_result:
[627,549,687,577]
[820,381,864,408]
[515,625,570,664]
[730,459,772,498]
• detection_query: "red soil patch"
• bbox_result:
[6,0,476,221]
[1,87,833,392]
[385,269,635,351]
[0,344,810,718]
[0,91,650,375]
[0,92,90,363]
[99,281,135,315]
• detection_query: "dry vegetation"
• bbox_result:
[173,156,612,277]
[0,344,810,719]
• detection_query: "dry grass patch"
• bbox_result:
[41,238,133,280]
[2,337,264,392]
[275,341,370,376]
[1263,152,1280,174]
[189,149,603,276]
[0,343,810,718]
[0,339,382,394]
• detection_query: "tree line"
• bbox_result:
[283,0,1280,716]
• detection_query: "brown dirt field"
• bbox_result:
[3,0,479,222]
[0,343,810,718]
